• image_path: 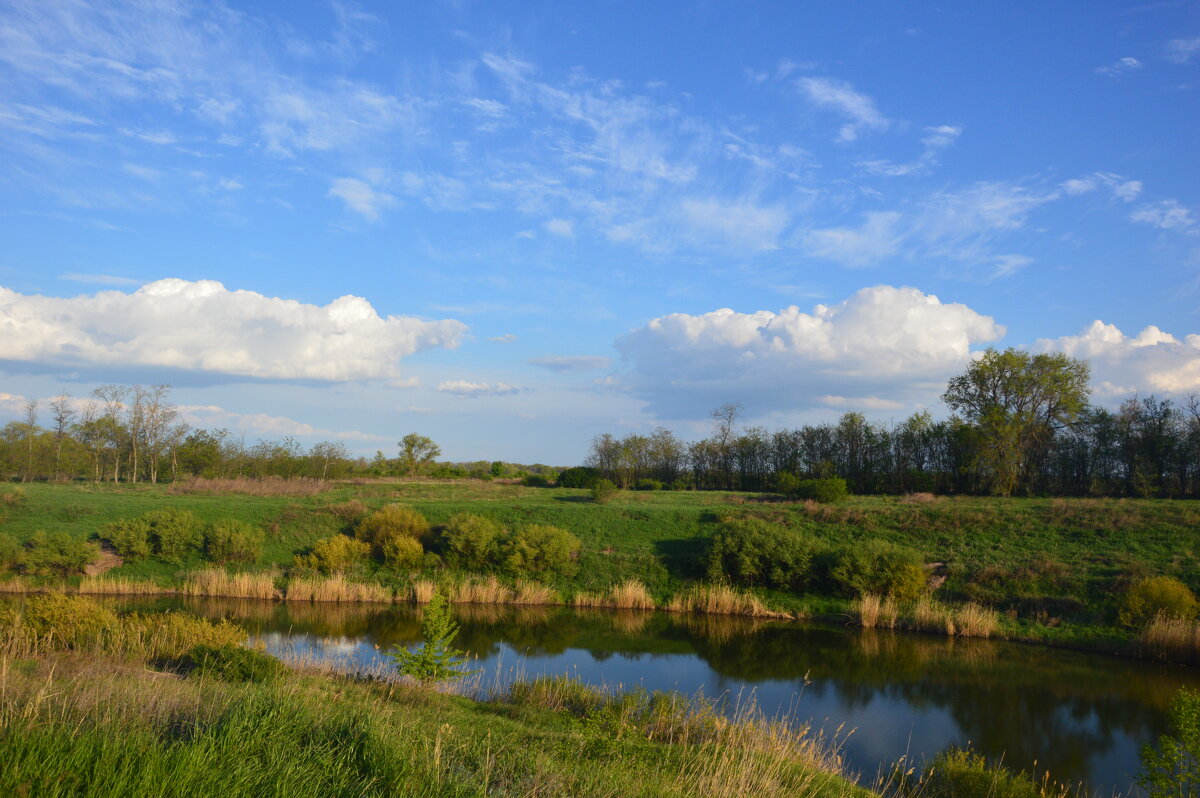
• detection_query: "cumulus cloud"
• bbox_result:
[436,380,521,397]
[616,285,1003,417]
[530,355,612,372]
[796,77,890,142]
[328,177,395,220]
[0,279,465,380]
[1130,199,1197,231]
[1095,57,1142,76]
[1037,321,1200,397]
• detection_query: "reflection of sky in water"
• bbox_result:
[247,622,1171,796]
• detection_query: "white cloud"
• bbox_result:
[389,376,420,388]
[680,198,789,251]
[991,254,1033,279]
[436,380,521,397]
[796,77,890,142]
[489,333,518,343]
[857,125,962,177]
[1130,199,1197,231]
[0,279,466,380]
[1060,172,1142,201]
[1166,36,1200,64]
[60,272,141,286]
[0,393,29,413]
[1095,57,1142,76]
[806,211,905,266]
[616,285,1003,417]
[177,404,386,441]
[544,218,574,238]
[530,355,612,372]
[1038,321,1200,396]
[328,177,395,221]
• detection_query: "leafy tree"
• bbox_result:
[489,460,505,477]
[440,513,505,570]
[142,508,204,564]
[1139,688,1200,797]
[299,534,370,574]
[389,590,473,682]
[398,433,441,476]
[706,519,817,590]
[381,535,424,570]
[590,478,617,504]
[943,348,1090,495]
[356,504,432,556]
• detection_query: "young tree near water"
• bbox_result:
[388,590,473,682]
[943,348,1090,496]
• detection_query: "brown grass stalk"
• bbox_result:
[665,585,786,618]
[285,574,391,603]
[855,594,898,629]
[183,569,281,600]
[78,576,171,596]
[166,476,332,497]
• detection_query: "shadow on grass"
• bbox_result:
[552,495,594,504]
[654,536,709,580]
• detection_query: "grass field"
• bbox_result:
[3,480,1200,651]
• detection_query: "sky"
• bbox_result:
[1,0,1199,464]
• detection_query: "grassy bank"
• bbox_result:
[0,595,870,798]
[3,480,1199,659]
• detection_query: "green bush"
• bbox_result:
[125,612,245,659]
[382,535,424,570]
[22,530,98,577]
[1139,688,1200,797]
[705,518,817,590]
[1120,576,1199,629]
[177,644,284,683]
[0,532,21,570]
[299,535,371,574]
[503,524,581,579]
[440,513,505,570]
[521,474,552,488]
[205,519,264,565]
[796,477,850,503]
[19,593,119,648]
[556,466,598,489]
[356,504,432,556]
[634,478,664,491]
[823,539,927,600]
[142,509,204,564]
[590,479,617,504]
[100,518,152,561]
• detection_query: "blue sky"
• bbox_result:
[1,0,1198,463]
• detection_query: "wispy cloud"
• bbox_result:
[59,272,141,286]
[328,177,396,220]
[1130,199,1197,231]
[1166,36,1200,64]
[796,77,890,142]
[436,380,521,397]
[857,124,962,177]
[530,355,612,372]
[178,404,387,441]
[1095,56,1142,76]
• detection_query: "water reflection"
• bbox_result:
[82,596,1200,796]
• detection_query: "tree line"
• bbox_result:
[585,350,1200,498]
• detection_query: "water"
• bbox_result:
[90,597,1200,795]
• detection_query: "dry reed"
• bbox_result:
[408,579,436,604]
[665,585,786,618]
[912,597,956,636]
[166,476,331,497]
[78,576,170,596]
[572,580,655,610]
[285,574,392,603]
[855,594,898,629]
[1140,614,1200,662]
[513,580,559,605]
[953,602,1000,639]
[448,575,513,604]
[183,569,281,600]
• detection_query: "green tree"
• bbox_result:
[388,590,474,682]
[398,433,441,476]
[943,348,1090,495]
[1139,688,1200,797]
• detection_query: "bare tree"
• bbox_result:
[50,393,75,482]
[92,384,129,482]
[140,385,177,483]
[711,402,741,490]
[22,399,38,482]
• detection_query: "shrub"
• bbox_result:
[300,535,370,574]
[0,486,26,507]
[356,504,432,556]
[440,513,505,570]
[796,477,850,503]
[0,532,21,570]
[205,519,264,565]
[327,499,370,524]
[634,478,665,491]
[382,534,424,570]
[705,518,817,590]
[142,508,204,563]
[22,531,98,577]
[1120,576,1199,629]
[19,593,118,647]
[823,539,927,600]
[124,612,246,658]
[556,466,598,489]
[503,524,581,579]
[522,474,552,488]
[774,471,802,498]
[1139,688,1200,796]
[590,479,617,504]
[99,518,152,561]
[176,644,284,683]
[389,590,473,682]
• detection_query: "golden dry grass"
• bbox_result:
[285,574,392,603]
[1140,613,1200,662]
[665,585,787,618]
[182,569,280,600]
[953,602,1000,639]
[854,594,898,629]
[409,579,436,604]
[78,576,170,596]
[573,580,655,610]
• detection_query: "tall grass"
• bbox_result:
[665,585,787,618]
[285,574,392,603]
[409,579,436,604]
[573,579,656,610]
[855,594,898,629]
[906,598,999,639]
[1140,613,1200,663]
[183,569,281,600]
[79,576,170,596]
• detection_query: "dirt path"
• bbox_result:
[84,545,124,576]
